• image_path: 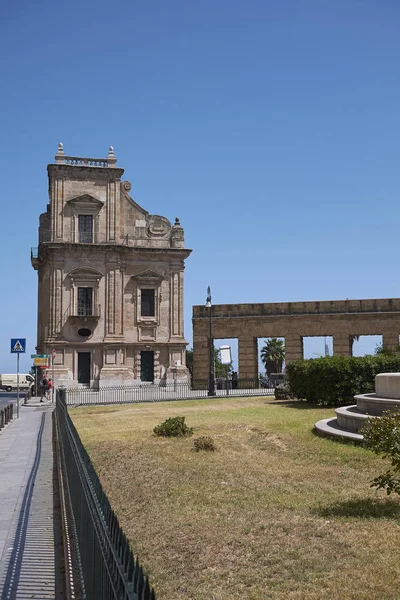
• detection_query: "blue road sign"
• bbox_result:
[11,338,26,353]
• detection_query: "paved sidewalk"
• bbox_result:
[0,398,63,599]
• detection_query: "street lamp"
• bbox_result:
[206,286,216,396]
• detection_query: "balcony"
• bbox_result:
[68,304,101,326]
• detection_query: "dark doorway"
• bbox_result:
[78,352,91,385]
[141,351,154,382]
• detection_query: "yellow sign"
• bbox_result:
[34,357,49,367]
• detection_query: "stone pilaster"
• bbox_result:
[192,335,209,383]
[238,335,258,379]
[333,334,352,356]
[170,270,182,337]
[382,333,399,352]
[284,334,303,363]
[51,177,64,241]
[49,265,63,337]
[106,268,116,335]
[106,179,119,242]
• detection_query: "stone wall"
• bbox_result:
[192,299,400,381]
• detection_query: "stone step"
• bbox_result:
[354,393,400,416]
[335,405,371,433]
[314,417,364,442]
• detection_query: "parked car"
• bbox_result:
[0,374,35,392]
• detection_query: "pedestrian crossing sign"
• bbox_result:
[11,338,26,353]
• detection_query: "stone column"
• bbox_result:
[382,333,399,352]
[285,334,303,363]
[238,335,258,379]
[333,334,352,356]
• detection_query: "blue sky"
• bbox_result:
[1,1,399,372]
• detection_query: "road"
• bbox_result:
[0,391,24,411]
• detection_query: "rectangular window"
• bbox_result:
[78,215,93,243]
[77,287,93,316]
[141,289,155,317]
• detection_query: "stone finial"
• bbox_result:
[171,216,184,248]
[107,145,117,167]
[55,142,66,164]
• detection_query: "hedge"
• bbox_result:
[285,355,400,407]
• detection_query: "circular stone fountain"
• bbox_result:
[314,373,400,442]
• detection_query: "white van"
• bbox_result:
[0,374,35,392]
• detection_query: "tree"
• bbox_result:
[375,343,400,356]
[362,411,400,496]
[186,348,193,374]
[260,338,285,377]
[214,348,233,378]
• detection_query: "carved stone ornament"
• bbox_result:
[122,181,132,192]
[147,215,171,238]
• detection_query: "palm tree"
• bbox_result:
[349,335,360,355]
[260,338,285,377]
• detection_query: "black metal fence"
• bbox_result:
[64,378,275,406]
[0,403,13,430]
[56,388,157,599]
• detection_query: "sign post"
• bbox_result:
[219,345,232,396]
[31,355,50,398]
[11,338,26,419]
[51,349,56,403]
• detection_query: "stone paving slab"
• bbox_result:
[0,398,63,599]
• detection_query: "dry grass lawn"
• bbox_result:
[70,397,400,600]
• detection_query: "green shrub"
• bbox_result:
[286,355,400,407]
[362,410,400,496]
[153,416,193,437]
[193,436,217,452]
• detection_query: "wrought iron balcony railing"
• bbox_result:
[69,305,101,319]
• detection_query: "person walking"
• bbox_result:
[39,375,48,402]
[46,378,53,402]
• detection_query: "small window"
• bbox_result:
[78,215,93,243]
[78,287,93,316]
[141,289,155,317]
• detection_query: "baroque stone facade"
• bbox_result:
[31,144,191,387]
[192,298,400,382]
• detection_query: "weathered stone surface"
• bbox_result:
[33,145,192,387]
[192,300,400,381]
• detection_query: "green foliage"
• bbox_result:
[362,411,400,495]
[153,416,193,437]
[193,436,217,452]
[375,343,400,356]
[286,354,400,407]
[260,338,285,376]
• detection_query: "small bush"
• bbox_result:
[286,355,400,407]
[362,410,400,496]
[274,383,296,400]
[153,416,193,437]
[193,436,217,452]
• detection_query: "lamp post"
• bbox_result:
[206,286,216,396]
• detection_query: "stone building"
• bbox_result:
[31,144,191,387]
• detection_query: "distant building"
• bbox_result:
[31,144,191,387]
